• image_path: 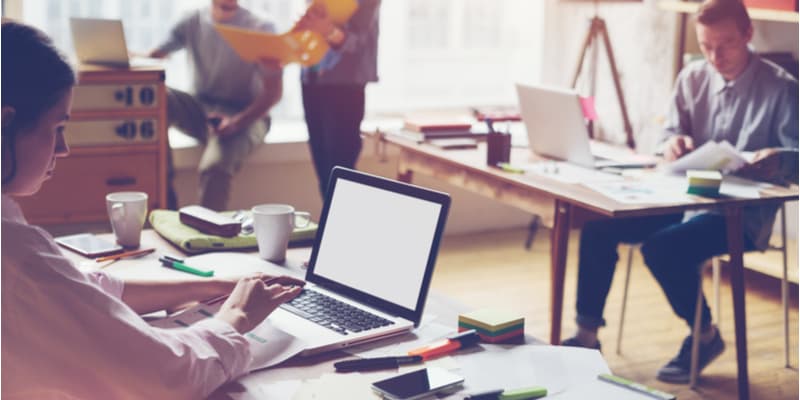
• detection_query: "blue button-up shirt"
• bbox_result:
[663,53,799,249]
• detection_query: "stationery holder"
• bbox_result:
[487,131,511,166]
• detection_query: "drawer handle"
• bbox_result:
[106,177,137,186]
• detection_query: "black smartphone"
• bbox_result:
[55,233,124,258]
[371,367,464,400]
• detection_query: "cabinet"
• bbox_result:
[17,65,168,224]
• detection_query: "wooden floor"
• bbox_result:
[431,228,799,400]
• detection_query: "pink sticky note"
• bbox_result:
[579,96,598,121]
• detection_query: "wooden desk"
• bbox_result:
[381,134,799,400]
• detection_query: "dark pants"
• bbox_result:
[575,213,755,330]
[301,83,366,196]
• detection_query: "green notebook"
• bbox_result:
[149,209,317,254]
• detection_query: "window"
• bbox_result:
[20,0,544,121]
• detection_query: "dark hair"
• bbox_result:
[1,21,76,185]
[696,0,752,34]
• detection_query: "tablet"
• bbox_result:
[55,233,124,258]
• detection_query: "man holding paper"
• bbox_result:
[562,0,798,384]
[149,0,283,211]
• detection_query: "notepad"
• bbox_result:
[458,308,525,343]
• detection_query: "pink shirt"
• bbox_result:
[1,196,251,399]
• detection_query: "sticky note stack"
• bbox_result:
[686,169,722,197]
[458,308,524,343]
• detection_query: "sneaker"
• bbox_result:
[657,330,725,383]
[561,336,602,351]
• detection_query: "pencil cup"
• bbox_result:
[252,204,311,263]
[106,192,148,248]
[487,132,511,166]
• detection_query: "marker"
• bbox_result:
[598,374,675,400]
[464,386,547,400]
[497,162,525,174]
[407,329,480,360]
[333,355,423,372]
[463,389,504,400]
[159,257,214,277]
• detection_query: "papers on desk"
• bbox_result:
[150,301,307,371]
[518,161,624,184]
[664,140,753,173]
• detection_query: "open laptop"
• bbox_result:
[69,18,160,68]
[269,167,451,356]
[515,83,656,169]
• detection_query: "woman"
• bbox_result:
[1,21,303,399]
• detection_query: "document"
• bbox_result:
[214,0,358,66]
[151,301,307,371]
[664,140,752,173]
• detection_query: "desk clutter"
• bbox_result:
[149,208,317,254]
[458,308,525,343]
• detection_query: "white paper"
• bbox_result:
[720,175,772,199]
[664,140,748,173]
[291,372,384,400]
[344,320,453,358]
[520,161,624,184]
[150,301,307,370]
[584,175,691,205]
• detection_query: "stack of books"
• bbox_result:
[458,308,525,343]
[390,114,486,143]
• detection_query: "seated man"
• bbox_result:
[149,0,282,210]
[561,0,798,384]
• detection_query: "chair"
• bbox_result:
[615,204,791,387]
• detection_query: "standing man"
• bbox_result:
[294,0,380,196]
[150,0,282,210]
[561,0,798,384]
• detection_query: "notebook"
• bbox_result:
[270,167,451,356]
[515,83,656,169]
[69,18,160,68]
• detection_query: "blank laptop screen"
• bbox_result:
[312,178,442,310]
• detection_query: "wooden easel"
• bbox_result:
[572,17,635,149]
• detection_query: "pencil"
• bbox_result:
[95,248,156,262]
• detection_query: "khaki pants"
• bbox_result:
[166,88,268,211]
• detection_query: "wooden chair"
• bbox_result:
[615,204,791,387]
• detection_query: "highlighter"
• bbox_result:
[407,329,480,360]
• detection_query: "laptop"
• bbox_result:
[515,83,656,169]
[269,167,451,356]
[69,18,160,68]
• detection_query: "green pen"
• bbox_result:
[499,386,547,400]
[497,162,525,174]
[159,257,214,277]
[598,374,675,400]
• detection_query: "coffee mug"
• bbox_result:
[106,192,148,248]
[252,204,311,263]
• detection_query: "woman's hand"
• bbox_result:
[214,274,305,334]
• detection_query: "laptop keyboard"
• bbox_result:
[280,289,394,335]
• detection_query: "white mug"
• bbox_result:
[106,192,148,248]
[252,204,311,262]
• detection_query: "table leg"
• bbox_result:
[550,200,572,344]
[725,206,749,400]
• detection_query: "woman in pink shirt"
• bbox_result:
[1,21,303,399]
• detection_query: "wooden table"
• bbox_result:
[381,134,799,400]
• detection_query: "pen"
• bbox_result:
[598,374,675,400]
[334,355,423,372]
[408,329,480,360]
[497,162,525,174]
[158,257,214,277]
[95,248,155,262]
[464,386,547,400]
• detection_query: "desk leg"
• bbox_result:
[726,206,749,400]
[550,200,572,344]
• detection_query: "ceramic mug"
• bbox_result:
[252,204,311,262]
[106,192,148,248]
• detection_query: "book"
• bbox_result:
[403,115,474,133]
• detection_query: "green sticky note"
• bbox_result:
[499,386,547,400]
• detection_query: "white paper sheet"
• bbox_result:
[664,140,748,173]
[150,301,307,370]
[584,175,691,204]
[519,161,624,184]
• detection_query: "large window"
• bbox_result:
[19,0,544,120]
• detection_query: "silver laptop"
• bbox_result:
[69,18,160,68]
[269,167,451,356]
[515,83,655,169]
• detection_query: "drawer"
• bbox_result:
[66,118,159,147]
[72,83,159,110]
[17,153,160,224]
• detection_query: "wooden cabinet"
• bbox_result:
[17,65,168,224]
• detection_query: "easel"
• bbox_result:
[572,16,635,149]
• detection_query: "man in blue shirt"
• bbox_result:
[561,0,798,384]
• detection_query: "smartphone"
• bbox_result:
[371,367,464,400]
[55,233,124,258]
